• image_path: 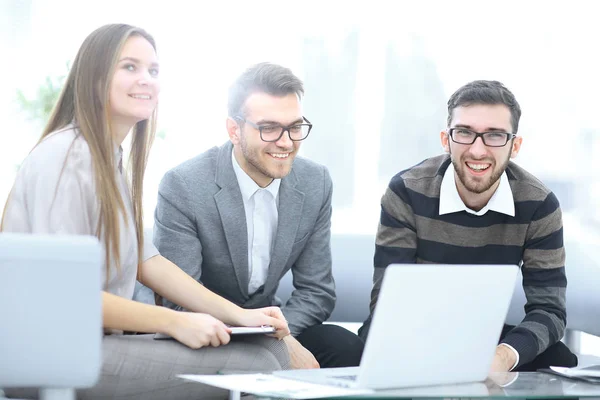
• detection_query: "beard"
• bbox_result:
[239,131,294,181]
[450,149,511,195]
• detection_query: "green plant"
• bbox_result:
[15,64,68,125]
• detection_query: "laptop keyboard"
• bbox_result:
[335,375,358,381]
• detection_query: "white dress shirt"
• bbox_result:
[231,150,280,295]
[439,163,519,370]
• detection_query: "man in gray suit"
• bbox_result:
[154,63,364,368]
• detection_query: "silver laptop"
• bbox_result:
[0,233,103,388]
[275,264,519,390]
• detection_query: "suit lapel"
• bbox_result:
[214,142,249,298]
[264,169,305,293]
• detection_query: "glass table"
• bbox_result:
[246,372,600,399]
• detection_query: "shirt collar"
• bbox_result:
[231,149,281,201]
[439,163,515,217]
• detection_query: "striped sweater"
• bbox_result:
[359,154,567,368]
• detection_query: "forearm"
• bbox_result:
[282,290,335,336]
[103,291,176,334]
[510,193,567,365]
[506,255,567,365]
[140,255,244,325]
[283,169,337,335]
[281,259,335,335]
[502,284,566,365]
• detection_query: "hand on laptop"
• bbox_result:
[283,335,320,369]
[234,306,290,339]
[489,345,518,373]
[168,312,232,349]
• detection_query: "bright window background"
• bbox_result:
[2,0,599,353]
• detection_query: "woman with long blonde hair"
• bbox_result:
[2,24,289,398]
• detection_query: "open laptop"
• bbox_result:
[0,233,103,389]
[275,263,519,390]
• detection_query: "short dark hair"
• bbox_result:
[228,62,304,118]
[447,80,522,133]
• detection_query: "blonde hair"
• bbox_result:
[2,24,157,277]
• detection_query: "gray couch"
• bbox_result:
[134,232,600,365]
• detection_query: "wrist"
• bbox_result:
[158,307,179,336]
[283,334,297,345]
[227,305,246,326]
[496,344,517,371]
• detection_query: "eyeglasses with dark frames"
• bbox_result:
[234,116,313,142]
[448,127,516,147]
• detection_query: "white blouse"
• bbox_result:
[2,125,158,300]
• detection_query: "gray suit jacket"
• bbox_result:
[154,141,336,336]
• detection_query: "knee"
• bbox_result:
[249,337,290,371]
[298,324,364,367]
[326,325,365,360]
[268,338,291,371]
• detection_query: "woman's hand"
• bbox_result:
[167,311,232,349]
[235,306,290,339]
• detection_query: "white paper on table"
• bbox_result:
[178,373,375,399]
[550,366,600,378]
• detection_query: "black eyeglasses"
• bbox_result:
[448,128,516,147]
[234,116,313,142]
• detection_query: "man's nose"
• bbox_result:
[469,136,488,158]
[275,129,294,148]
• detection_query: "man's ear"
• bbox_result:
[226,117,241,145]
[440,130,450,153]
[511,136,523,159]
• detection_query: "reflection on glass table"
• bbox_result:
[255,372,600,399]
